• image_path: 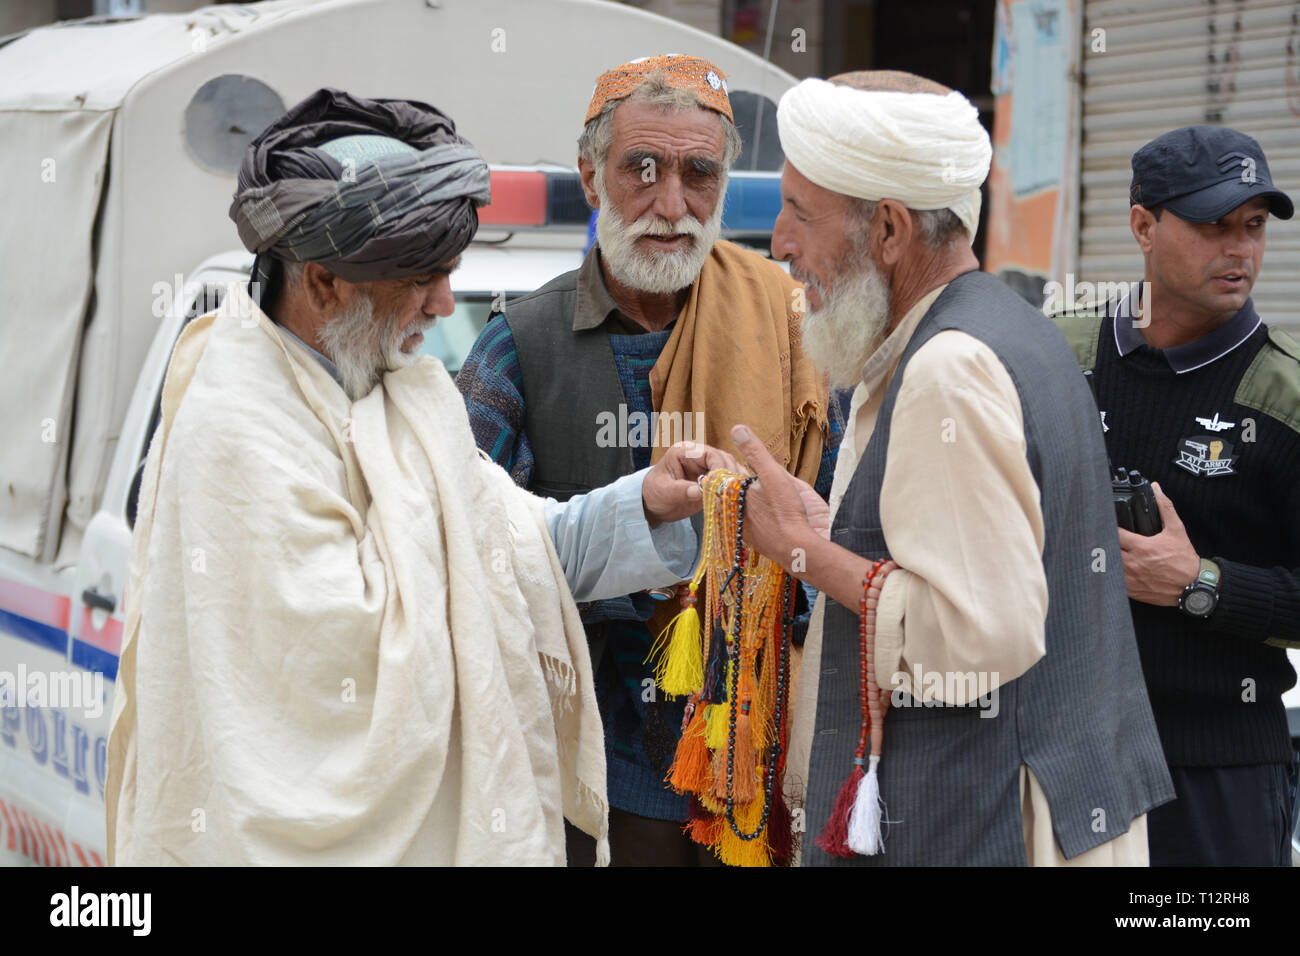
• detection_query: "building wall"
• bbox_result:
[1,1,60,36]
[984,0,1082,302]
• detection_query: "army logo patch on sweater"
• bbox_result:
[1175,435,1238,477]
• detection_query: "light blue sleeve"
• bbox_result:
[543,469,699,602]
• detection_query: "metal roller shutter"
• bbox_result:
[1081,0,1300,335]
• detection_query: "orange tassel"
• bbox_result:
[711,744,729,800]
[668,710,712,794]
[685,800,723,847]
[732,699,757,804]
[710,699,757,804]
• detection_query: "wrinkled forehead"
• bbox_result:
[780,160,857,214]
[608,100,727,162]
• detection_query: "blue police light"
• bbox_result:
[483,167,783,236]
[721,172,783,234]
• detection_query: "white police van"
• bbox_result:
[0,0,795,865]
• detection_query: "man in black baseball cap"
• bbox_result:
[1130,125,1294,224]
[1056,125,1300,866]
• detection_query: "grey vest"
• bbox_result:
[502,270,633,501]
[804,271,1173,866]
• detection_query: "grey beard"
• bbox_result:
[593,172,723,294]
[317,292,426,401]
[799,254,893,391]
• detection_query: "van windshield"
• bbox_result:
[419,296,497,375]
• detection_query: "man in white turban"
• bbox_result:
[729,71,1173,866]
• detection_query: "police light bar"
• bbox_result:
[720,172,784,234]
[480,166,783,235]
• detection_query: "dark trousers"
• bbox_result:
[1148,760,1298,866]
[564,808,721,867]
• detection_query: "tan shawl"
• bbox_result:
[106,285,606,865]
[649,239,827,486]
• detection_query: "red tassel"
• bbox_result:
[685,796,722,846]
[768,788,794,866]
[814,765,864,858]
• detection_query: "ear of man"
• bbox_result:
[301,260,347,315]
[871,198,916,267]
[578,155,601,209]
[1130,204,1158,254]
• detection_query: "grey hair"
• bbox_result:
[279,258,306,288]
[577,71,743,172]
[849,197,966,249]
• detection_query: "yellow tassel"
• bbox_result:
[656,597,703,698]
[714,798,771,868]
[705,702,729,750]
[697,788,725,815]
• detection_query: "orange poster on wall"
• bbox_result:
[985,0,1080,304]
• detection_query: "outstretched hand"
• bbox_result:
[729,424,830,571]
[642,441,740,527]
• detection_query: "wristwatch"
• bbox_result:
[1178,558,1221,619]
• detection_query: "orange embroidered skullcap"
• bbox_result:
[585,54,733,124]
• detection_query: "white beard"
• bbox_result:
[593,173,724,294]
[317,291,432,401]
[798,252,893,390]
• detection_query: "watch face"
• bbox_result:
[1183,587,1216,617]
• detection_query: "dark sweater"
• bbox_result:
[1081,309,1300,767]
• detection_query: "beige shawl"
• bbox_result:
[649,239,827,487]
[106,285,607,865]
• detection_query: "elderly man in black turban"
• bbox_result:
[104,89,734,866]
[231,87,491,399]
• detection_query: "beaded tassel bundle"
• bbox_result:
[647,470,795,867]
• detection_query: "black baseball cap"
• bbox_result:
[1129,125,1293,222]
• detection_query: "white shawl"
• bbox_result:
[106,285,607,865]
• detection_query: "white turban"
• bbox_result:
[776,78,992,243]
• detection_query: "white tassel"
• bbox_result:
[595,835,611,867]
[846,754,885,855]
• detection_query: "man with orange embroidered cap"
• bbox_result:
[456,55,842,865]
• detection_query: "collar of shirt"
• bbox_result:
[829,282,950,518]
[274,321,345,389]
[858,283,951,399]
[572,245,676,335]
[1114,287,1261,374]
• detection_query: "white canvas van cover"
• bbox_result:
[0,0,794,567]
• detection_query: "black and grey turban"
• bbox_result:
[229,88,491,291]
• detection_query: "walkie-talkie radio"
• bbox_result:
[1112,467,1163,536]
